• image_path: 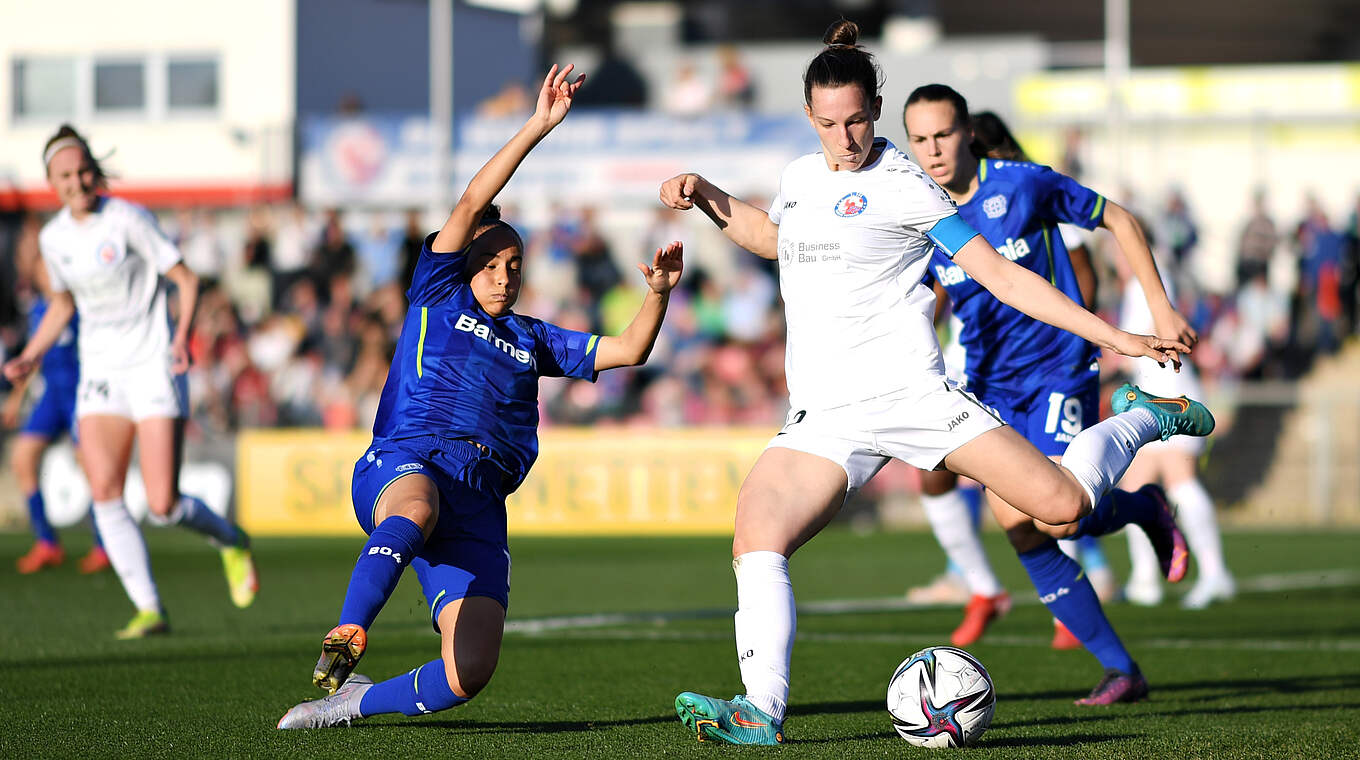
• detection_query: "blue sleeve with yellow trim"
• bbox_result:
[406,232,470,307]
[1032,165,1105,231]
[530,319,600,381]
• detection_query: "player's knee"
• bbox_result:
[1003,522,1048,552]
[144,491,177,518]
[442,649,498,699]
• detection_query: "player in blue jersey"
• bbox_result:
[277,63,685,729]
[904,84,1198,704]
[8,245,108,575]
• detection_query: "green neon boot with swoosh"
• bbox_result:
[1110,383,1215,441]
[675,692,786,745]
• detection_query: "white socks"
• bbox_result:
[1125,525,1163,587]
[920,491,1001,597]
[148,495,241,547]
[92,499,161,613]
[1170,479,1229,581]
[1061,408,1160,509]
[733,551,795,722]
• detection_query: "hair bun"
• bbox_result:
[823,19,860,47]
[479,203,502,223]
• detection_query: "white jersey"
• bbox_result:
[1119,275,1202,398]
[40,197,183,373]
[768,139,958,412]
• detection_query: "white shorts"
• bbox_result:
[77,361,188,421]
[767,382,1004,493]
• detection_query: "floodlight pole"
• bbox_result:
[431,0,454,218]
[1104,0,1129,188]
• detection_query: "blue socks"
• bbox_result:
[338,515,425,630]
[1018,540,1137,675]
[1070,489,1158,539]
[359,659,468,717]
[26,491,57,544]
[90,507,104,548]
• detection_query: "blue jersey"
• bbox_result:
[927,160,1104,395]
[28,297,80,390]
[372,234,600,489]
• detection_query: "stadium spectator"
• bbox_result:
[1236,189,1278,287]
[664,61,713,117]
[716,45,757,108]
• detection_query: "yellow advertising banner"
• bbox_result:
[236,428,772,536]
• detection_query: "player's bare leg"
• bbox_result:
[678,447,847,745]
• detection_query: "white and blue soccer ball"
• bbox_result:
[886,646,995,748]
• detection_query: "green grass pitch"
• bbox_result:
[3,529,1357,759]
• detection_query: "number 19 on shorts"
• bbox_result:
[1044,392,1083,443]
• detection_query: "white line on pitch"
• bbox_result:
[507,627,1360,653]
[503,568,1360,635]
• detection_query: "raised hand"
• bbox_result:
[1153,307,1198,350]
[1111,331,1191,372]
[659,174,704,211]
[638,241,684,294]
[535,64,586,131]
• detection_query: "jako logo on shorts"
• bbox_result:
[396,463,423,473]
[834,192,868,217]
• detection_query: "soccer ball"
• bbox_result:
[886,646,995,748]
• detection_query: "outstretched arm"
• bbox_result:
[953,236,1189,368]
[659,174,778,260]
[594,242,684,370]
[431,64,586,254]
[1099,200,1195,346]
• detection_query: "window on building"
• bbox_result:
[168,58,219,110]
[94,60,146,111]
[12,57,76,118]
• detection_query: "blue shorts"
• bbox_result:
[975,372,1099,457]
[22,383,77,441]
[352,435,513,627]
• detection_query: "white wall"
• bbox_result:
[0,0,295,194]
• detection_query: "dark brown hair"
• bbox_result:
[43,124,109,187]
[970,111,1030,162]
[472,202,524,253]
[803,20,882,105]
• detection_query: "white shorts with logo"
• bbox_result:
[77,360,188,421]
[767,382,1005,493]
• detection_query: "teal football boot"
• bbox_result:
[1110,383,1215,441]
[675,692,785,745]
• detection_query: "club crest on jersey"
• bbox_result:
[982,194,1008,219]
[834,192,868,217]
[97,241,119,265]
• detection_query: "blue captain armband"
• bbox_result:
[926,213,981,259]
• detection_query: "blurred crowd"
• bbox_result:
[1101,188,1360,385]
[1,183,1357,440]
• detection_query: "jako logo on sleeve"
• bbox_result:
[454,314,533,365]
[395,463,424,473]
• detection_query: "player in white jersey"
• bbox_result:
[3,125,258,639]
[661,21,1214,745]
[1118,272,1235,609]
